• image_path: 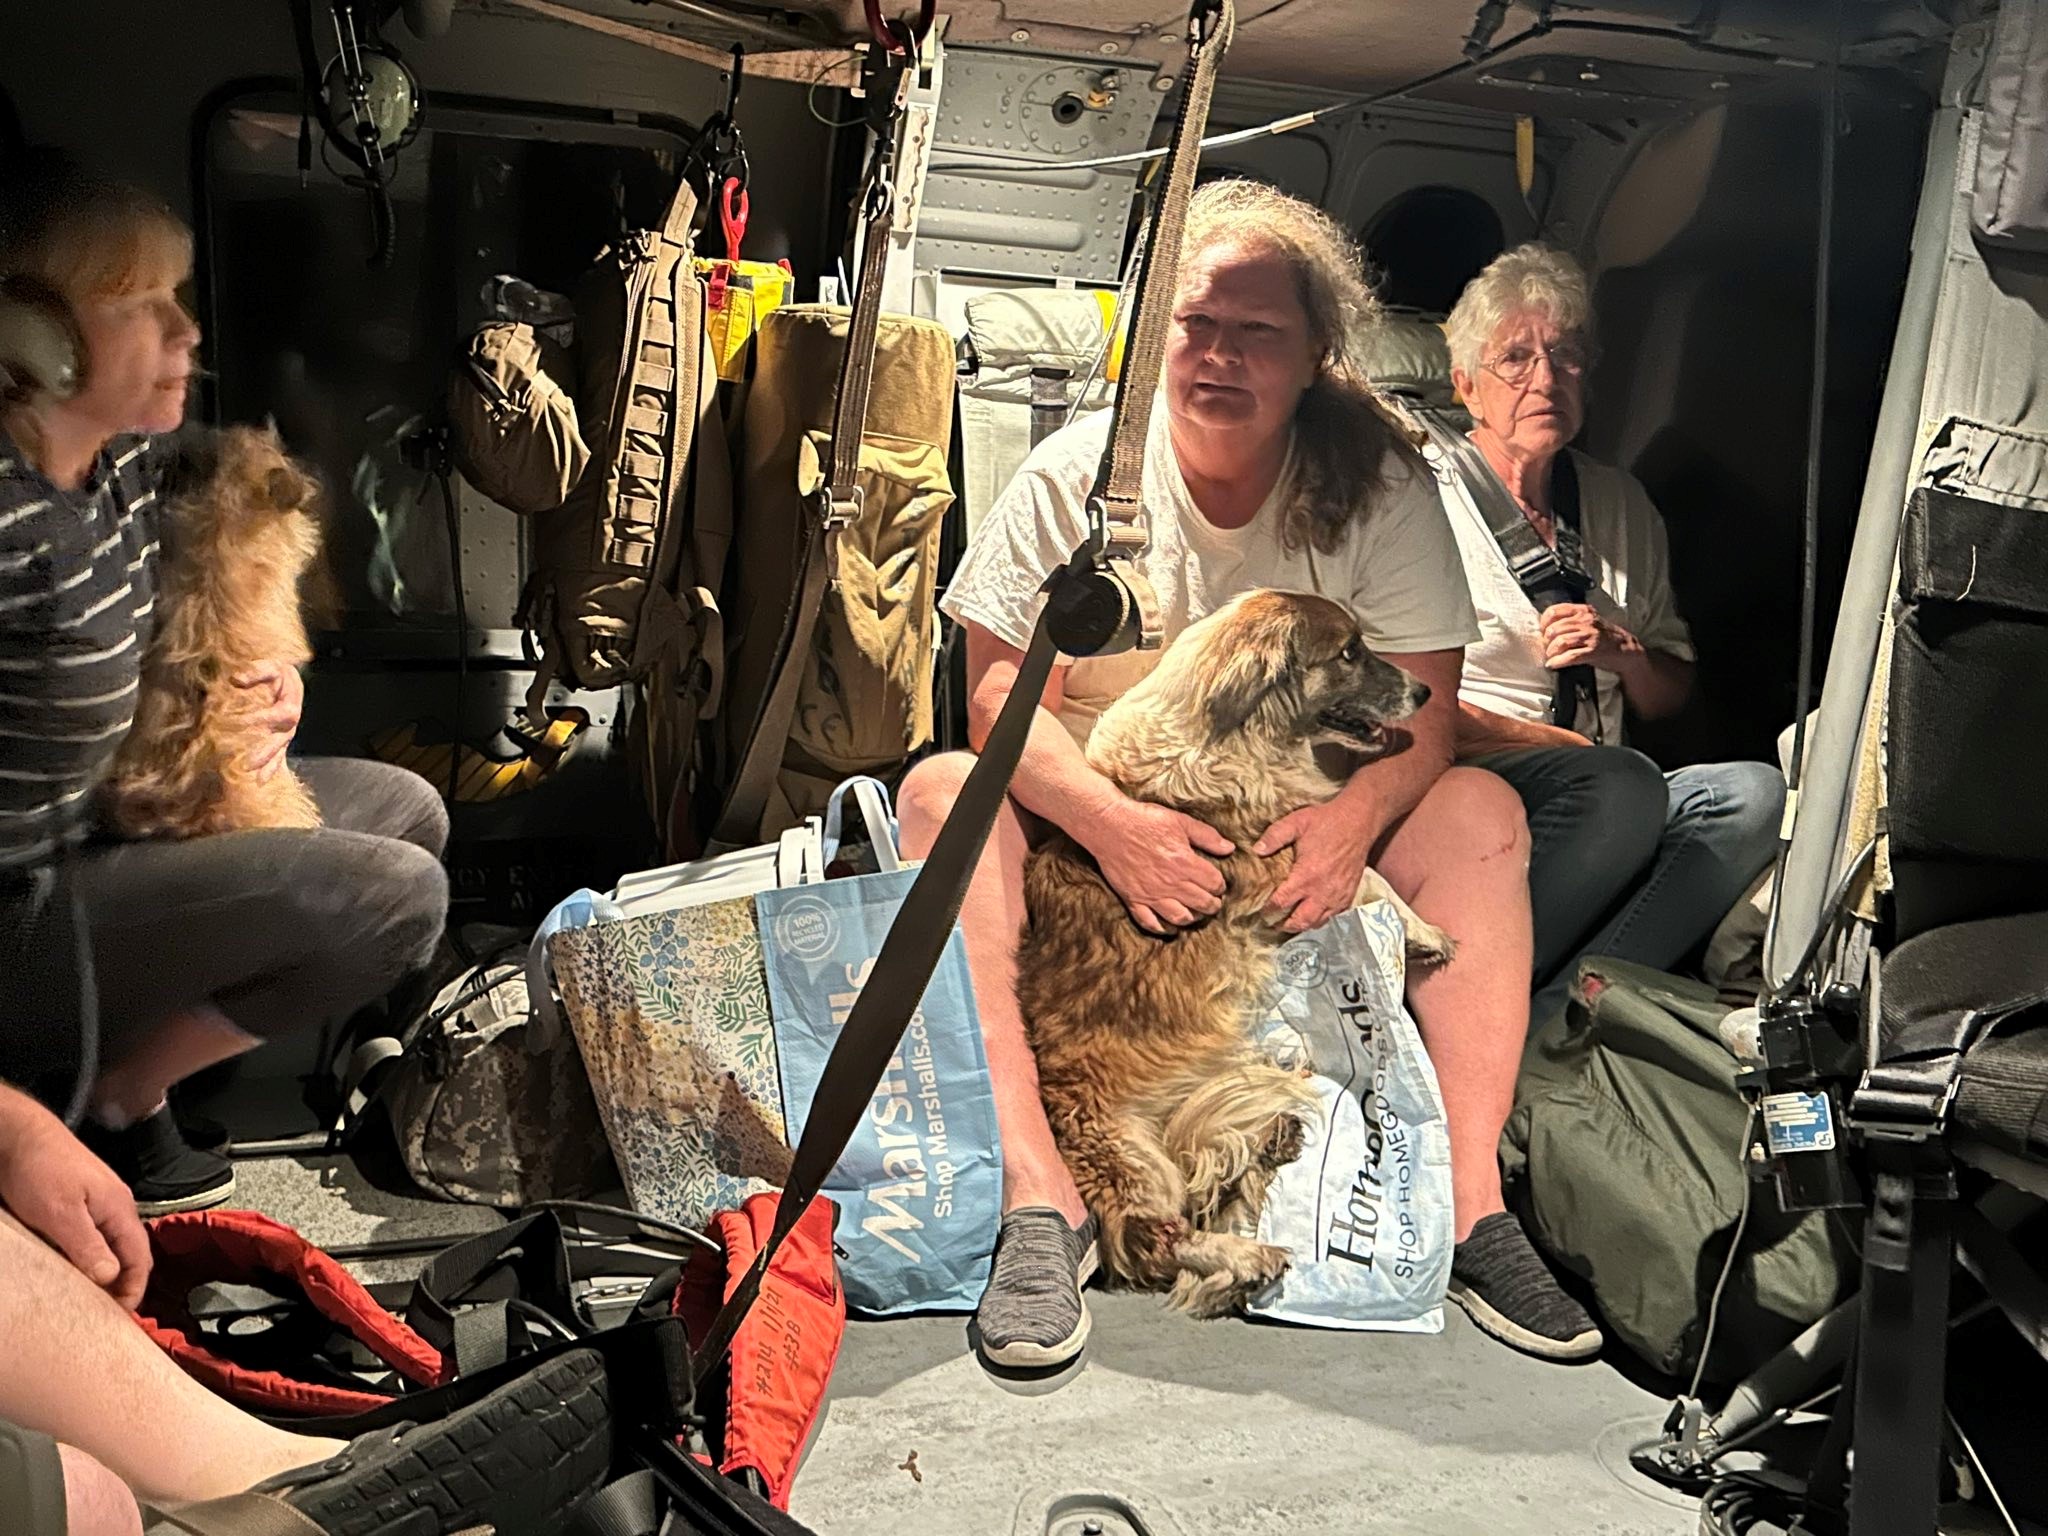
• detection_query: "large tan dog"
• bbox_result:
[1017,589,1452,1316]
[101,425,323,839]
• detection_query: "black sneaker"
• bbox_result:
[170,1103,232,1153]
[83,1106,236,1216]
[974,1207,1099,1371]
[1448,1212,1603,1362]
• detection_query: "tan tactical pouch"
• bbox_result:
[717,303,955,838]
[446,322,589,516]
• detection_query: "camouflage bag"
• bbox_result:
[367,953,618,1208]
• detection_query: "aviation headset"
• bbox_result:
[0,276,84,404]
[0,160,88,405]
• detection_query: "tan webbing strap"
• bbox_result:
[709,57,910,853]
[824,152,901,540]
[142,1494,329,1536]
[1080,0,1234,648]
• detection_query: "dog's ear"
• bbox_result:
[1203,599,1300,742]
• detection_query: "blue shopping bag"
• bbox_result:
[755,865,1003,1318]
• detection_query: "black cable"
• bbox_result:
[368,173,397,269]
[1765,0,1842,977]
[1705,1386,1842,1467]
[1543,17,1822,67]
[437,463,466,810]
[1779,837,1875,1001]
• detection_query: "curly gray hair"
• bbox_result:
[1443,242,1593,382]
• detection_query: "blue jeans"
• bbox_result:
[1468,746,1785,1024]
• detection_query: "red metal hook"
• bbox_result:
[862,0,933,56]
[720,175,749,263]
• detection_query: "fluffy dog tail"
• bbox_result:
[1162,1060,1319,1227]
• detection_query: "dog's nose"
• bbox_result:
[1407,682,1431,709]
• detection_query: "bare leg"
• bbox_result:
[60,1446,143,1536]
[92,1005,257,1127]
[897,753,1086,1227]
[1372,766,1534,1242]
[0,1210,341,1504]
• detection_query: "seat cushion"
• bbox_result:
[1880,911,2048,1159]
[1881,910,2048,1053]
[1955,1030,2048,1160]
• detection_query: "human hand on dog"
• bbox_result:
[1080,799,1234,936]
[1538,603,1640,674]
[231,661,305,780]
[1257,799,1377,935]
[0,1086,151,1309]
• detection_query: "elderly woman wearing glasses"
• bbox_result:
[1436,243,1783,1020]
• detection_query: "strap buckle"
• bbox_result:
[818,484,863,531]
[1086,493,1150,557]
[811,485,861,593]
[1848,1057,1964,1144]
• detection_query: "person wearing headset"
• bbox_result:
[0,153,449,1215]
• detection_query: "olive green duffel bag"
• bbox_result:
[1501,958,1854,1382]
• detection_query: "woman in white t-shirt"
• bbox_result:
[1438,244,1784,1023]
[900,180,1601,1372]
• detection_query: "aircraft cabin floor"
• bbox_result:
[225,1120,1692,1536]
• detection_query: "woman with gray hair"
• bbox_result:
[1436,242,1784,1021]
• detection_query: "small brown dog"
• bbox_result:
[101,425,323,839]
[1017,589,1452,1316]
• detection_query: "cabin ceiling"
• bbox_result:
[478,0,1959,104]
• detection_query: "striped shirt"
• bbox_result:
[0,431,165,871]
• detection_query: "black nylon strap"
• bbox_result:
[1412,407,1601,737]
[450,1302,514,1377]
[1847,1151,1954,1536]
[1542,452,1598,733]
[264,1315,692,1441]
[569,1470,664,1536]
[633,1433,822,1536]
[1956,1205,2048,1362]
[405,1212,578,1358]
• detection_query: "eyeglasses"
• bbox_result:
[1483,341,1591,387]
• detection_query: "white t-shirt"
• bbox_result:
[941,404,1480,748]
[1429,444,1695,744]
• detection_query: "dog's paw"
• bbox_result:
[1167,1239,1295,1318]
[1404,918,1458,967]
[1246,1241,1293,1289]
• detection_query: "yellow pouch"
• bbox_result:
[695,257,793,382]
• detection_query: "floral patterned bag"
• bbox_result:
[550,895,794,1229]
